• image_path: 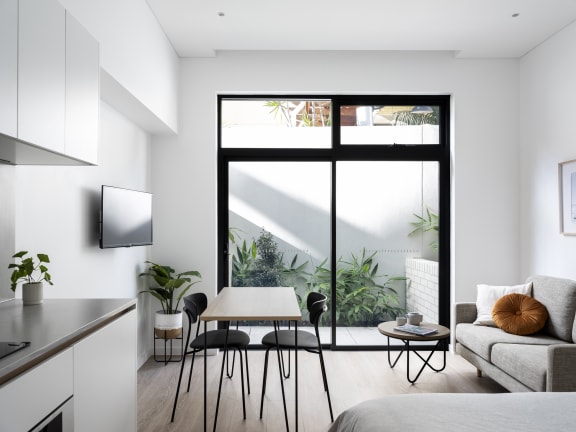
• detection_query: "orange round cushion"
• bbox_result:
[492,293,548,335]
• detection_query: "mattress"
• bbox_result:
[328,392,576,432]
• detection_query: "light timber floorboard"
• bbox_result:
[138,350,506,432]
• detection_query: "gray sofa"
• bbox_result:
[455,275,576,392]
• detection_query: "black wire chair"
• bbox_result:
[170,293,250,429]
[259,291,334,424]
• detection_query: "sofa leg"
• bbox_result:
[477,369,482,378]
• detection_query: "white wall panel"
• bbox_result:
[519,21,576,280]
[151,51,520,309]
[59,0,178,134]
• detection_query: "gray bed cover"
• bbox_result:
[328,392,576,432]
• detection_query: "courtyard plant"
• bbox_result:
[307,248,405,326]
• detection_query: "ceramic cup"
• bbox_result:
[396,316,407,326]
[407,312,423,326]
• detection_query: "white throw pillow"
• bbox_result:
[473,282,533,326]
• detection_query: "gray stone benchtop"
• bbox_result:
[0,298,136,386]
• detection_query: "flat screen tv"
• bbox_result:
[99,185,153,248]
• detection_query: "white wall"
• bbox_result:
[14,102,152,366]
[59,0,179,134]
[519,21,576,279]
[151,50,520,308]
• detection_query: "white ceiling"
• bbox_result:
[146,0,576,59]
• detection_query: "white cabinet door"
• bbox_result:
[65,11,99,165]
[18,0,65,153]
[74,309,137,432]
[0,348,73,432]
[0,0,18,137]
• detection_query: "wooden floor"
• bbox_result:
[137,349,506,432]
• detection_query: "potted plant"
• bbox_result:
[139,261,201,338]
[8,251,53,305]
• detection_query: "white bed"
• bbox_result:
[328,392,576,432]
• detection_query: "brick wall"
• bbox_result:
[405,258,438,323]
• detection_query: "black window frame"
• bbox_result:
[217,94,451,348]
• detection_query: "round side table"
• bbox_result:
[378,321,450,384]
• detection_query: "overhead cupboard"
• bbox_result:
[0,0,99,166]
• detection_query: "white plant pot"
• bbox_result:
[154,310,183,339]
[22,282,43,306]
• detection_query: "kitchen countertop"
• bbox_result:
[0,298,136,386]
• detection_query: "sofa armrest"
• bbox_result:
[455,302,477,325]
[547,344,576,391]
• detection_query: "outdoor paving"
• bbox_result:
[238,325,409,347]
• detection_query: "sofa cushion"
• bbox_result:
[528,275,576,342]
[473,283,532,326]
[491,343,548,391]
[492,293,548,335]
[455,323,561,362]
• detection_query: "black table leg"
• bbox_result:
[406,339,446,384]
[274,321,290,431]
[386,336,406,368]
[387,336,448,384]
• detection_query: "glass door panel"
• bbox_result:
[228,161,332,344]
[335,161,439,346]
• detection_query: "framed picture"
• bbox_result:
[559,159,576,235]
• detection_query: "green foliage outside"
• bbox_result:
[231,230,308,289]
[230,229,406,326]
[409,206,439,261]
[307,249,405,326]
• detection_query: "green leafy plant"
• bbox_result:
[409,206,439,252]
[307,249,405,326]
[139,261,201,313]
[231,229,309,289]
[9,251,53,292]
[231,238,258,287]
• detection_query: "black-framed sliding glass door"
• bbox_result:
[217,95,450,349]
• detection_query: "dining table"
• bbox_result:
[200,286,302,432]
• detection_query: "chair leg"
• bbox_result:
[317,347,334,422]
[259,347,271,418]
[279,348,291,379]
[244,346,251,394]
[186,351,197,392]
[226,348,237,379]
[170,352,188,422]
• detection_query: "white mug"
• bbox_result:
[407,312,423,326]
[396,316,407,326]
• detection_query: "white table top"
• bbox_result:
[200,287,302,321]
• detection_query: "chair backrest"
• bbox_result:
[183,292,208,325]
[307,292,327,326]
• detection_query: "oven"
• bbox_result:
[30,396,73,432]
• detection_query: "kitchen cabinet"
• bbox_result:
[74,308,137,432]
[65,11,100,164]
[0,348,73,431]
[0,0,99,165]
[0,299,136,431]
[0,0,18,138]
[18,0,66,154]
